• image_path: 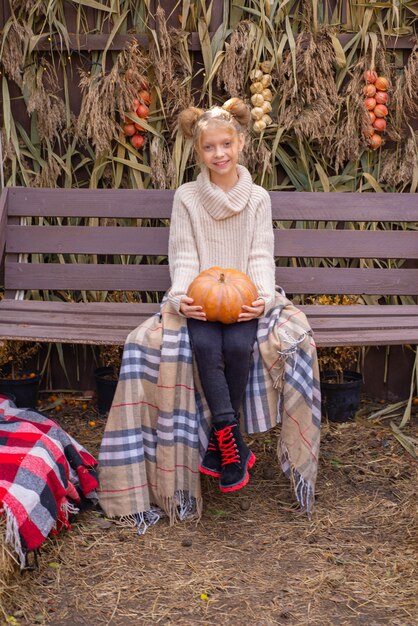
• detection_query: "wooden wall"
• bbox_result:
[0,0,415,131]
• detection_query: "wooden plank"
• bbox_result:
[33,31,203,52]
[5,263,418,295]
[32,32,416,52]
[275,267,418,295]
[300,304,418,318]
[307,316,418,330]
[3,211,18,300]
[274,230,418,259]
[5,262,171,291]
[7,225,418,259]
[7,226,170,255]
[0,324,413,346]
[0,301,154,344]
[0,310,155,330]
[0,301,416,345]
[337,33,414,49]
[1,300,416,319]
[8,188,174,219]
[311,329,418,347]
[0,300,159,315]
[210,0,224,30]
[4,310,414,332]
[0,188,8,266]
[270,192,418,222]
[7,187,418,221]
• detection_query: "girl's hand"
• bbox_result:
[238,298,265,322]
[180,296,207,320]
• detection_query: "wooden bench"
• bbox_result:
[0,187,417,347]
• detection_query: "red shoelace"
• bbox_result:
[215,426,240,466]
[207,438,217,452]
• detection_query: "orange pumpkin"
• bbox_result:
[187,267,258,324]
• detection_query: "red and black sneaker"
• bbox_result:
[198,428,222,477]
[214,423,256,493]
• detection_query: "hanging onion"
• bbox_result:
[250,69,263,82]
[262,88,273,102]
[261,74,272,88]
[251,107,265,120]
[251,93,265,107]
[250,82,264,94]
[253,119,267,132]
[261,101,272,114]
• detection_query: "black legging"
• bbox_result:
[187,318,258,426]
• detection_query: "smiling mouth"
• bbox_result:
[214,160,229,166]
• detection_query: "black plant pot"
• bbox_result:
[0,370,42,409]
[94,366,118,415]
[320,371,363,423]
[0,392,17,404]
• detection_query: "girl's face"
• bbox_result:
[196,124,245,180]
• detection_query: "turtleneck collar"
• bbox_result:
[196,164,253,220]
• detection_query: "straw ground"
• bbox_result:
[1,398,417,626]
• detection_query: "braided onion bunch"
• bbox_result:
[363,69,390,151]
[249,61,273,133]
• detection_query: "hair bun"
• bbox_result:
[178,106,205,138]
[222,98,251,128]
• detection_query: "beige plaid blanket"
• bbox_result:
[98,293,321,532]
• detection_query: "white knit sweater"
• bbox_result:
[168,164,276,313]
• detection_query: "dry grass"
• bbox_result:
[23,62,66,144]
[77,42,150,155]
[217,20,253,99]
[1,397,417,626]
[149,7,194,133]
[277,30,341,147]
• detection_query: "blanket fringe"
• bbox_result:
[107,491,203,536]
[112,514,140,529]
[279,441,315,518]
[273,330,311,390]
[135,509,162,535]
[61,500,79,517]
[1,503,26,568]
[277,330,310,359]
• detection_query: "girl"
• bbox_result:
[98,99,321,531]
[169,98,276,493]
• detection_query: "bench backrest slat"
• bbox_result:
[7,187,418,221]
[5,262,418,295]
[6,225,418,259]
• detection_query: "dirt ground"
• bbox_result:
[1,395,417,626]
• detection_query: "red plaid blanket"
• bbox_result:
[0,395,98,567]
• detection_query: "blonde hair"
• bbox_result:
[178,98,250,149]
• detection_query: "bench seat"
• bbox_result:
[0,300,417,347]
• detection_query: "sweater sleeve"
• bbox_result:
[168,188,200,312]
[247,190,276,313]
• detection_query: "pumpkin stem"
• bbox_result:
[219,273,225,283]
